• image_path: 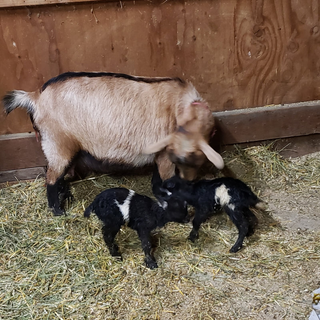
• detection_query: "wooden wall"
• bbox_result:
[0,0,320,180]
[1,0,320,135]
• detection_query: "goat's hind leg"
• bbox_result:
[225,207,249,253]
[244,208,258,237]
[102,225,122,259]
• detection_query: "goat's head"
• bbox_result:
[143,101,224,180]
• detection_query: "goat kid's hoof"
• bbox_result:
[229,245,242,253]
[52,208,66,216]
[111,252,123,260]
[113,255,123,261]
[188,232,198,243]
[145,260,158,269]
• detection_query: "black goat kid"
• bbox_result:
[84,188,188,269]
[157,176,266,253]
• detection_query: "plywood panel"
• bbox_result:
[0,0,102,8]
[214,101,320,144]
[0,133,46,171]
[1,0,320,135]
[0,167,45,183]
[1,102,319,176]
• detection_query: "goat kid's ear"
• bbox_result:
[142,134,173,154]
[199,140,225,170]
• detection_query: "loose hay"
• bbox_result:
[0,145,320,319]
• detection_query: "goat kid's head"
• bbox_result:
[161,174,193,199]
[163,195,189,223]
[144,102,224,180]
[156,174,194,217]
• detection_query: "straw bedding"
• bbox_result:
[0,145,319,319]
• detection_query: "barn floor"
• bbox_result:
[0,145,319,320]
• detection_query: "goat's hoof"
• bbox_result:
[111,252,122,260]
[188,232,198,243]
[52,208,65,216]
[229,245,242,253]
[146,261,158,269]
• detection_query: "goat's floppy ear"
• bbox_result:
[143,134,173,154]
[199,140,225,170]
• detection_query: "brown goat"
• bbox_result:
[2,72,224,215]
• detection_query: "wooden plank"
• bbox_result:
[1,101,320,179]
[0,167,45,183]
[2,134,320,183]
[0,132,47,171]
[0,0,104,7]
[214,101,320,145]
[1,0,320,134]
[222,134,320,159]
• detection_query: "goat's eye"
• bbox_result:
[167,181,176,189]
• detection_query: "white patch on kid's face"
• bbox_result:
[157,201,168,210]
[214,184,231,206]
[115,190,135,221]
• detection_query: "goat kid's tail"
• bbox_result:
[255,200,268,211]
[84,203,94,218]
[2,90,35,115]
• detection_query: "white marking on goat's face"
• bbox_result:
[228,203,235,211]
[214,184,231,206]
[157,201,168,210]
[115,190,135,221]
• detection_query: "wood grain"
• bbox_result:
[0,167,45,183]
[1,102,319,180]
[0,133,46,171]
[0,0,102,8]
[214,100,320,144]
[0,0,320,135]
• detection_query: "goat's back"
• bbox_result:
[34,74,201,164]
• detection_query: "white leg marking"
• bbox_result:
[115,190,135,222]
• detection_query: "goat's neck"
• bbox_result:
[153,204,170,228]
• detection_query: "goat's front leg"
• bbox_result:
[137,230,158,269]
[188,209,209,242]
[47,176,66,216]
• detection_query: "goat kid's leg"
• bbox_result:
[188,210,209,242]
[225,208,249,253]
[137,230,158,269]
[102,225,122,259]
[243,208,258,237]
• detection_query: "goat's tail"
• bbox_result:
[84,203,94,218]
[255,200,268,211]
[2,90,36,115]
